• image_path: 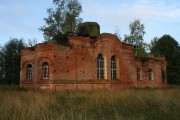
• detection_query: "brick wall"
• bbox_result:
[20,33,167,90]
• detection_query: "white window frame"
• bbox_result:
[42,63,49,79]
[111,56,117,80]
[97,54,104,80]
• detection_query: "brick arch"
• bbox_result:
[22,61,34,69]
[136,64,143,72]
[37,57,53,66]
[111,55,119,60]
[94,40,121,58]
[95,33,122,47]
[147,65,153,72]
[94,39,122,58]
[95,39,121,49]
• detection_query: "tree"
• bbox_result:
[114,26,122,40]
[0,38,26,84]
[149,37,159,52]
[27,38,37,48]
[123,19,146,56]
[0,46,5,84]
[39,0,83,41]
[150,35,180,85]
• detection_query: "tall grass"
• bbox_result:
[0,86,180,120]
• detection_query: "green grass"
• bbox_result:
[0,86,180,120]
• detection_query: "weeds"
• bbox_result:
[0,86,179,120]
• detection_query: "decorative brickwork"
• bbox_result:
[20,33,167,90]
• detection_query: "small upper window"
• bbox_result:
[148,69,153,80]
[26,64,32,80]
[111,56,117,80]
[42,62,49,79]
[97,54,104,80]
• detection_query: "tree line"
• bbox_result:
[121,19,180,85]
[0,0,180,85]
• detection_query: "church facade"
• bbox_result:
[20,33,167,90]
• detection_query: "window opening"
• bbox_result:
[97,54,104,79]
[42,62,49,79]
[111,56,117,80]
[26,64,32,80]
[148,69,153,80]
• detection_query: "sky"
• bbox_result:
[0,0,180,46]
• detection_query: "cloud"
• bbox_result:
[0,0,179,45]
[80,0,180,42]
[82,0,180,24]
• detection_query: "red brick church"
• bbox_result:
[20,22,167,90]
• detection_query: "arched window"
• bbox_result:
[97,54,104,80]
[111,56,117,80]
[26,64,32,80]
[137,68,140,81]
[148,69,153,80]
[42,62,49,79]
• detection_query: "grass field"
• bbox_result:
[0,86,180,120]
